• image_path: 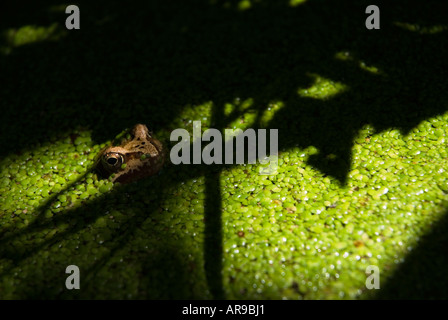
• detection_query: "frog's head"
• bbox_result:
[95,124,165,184]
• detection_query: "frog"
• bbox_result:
[96,124,165,184]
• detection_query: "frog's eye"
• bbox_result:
[102,152,124,171]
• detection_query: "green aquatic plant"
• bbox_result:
[1,104,448,299]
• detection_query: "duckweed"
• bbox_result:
[1,0,448,300]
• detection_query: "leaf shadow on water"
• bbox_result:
[1,0,448,298]
[370,205,448,299]
[0,162,219,299]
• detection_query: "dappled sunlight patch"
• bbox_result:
[358,62,380,74]
[220,111,448,298]
[2,103,448,298]
[169,98,285,135]
[0,125,210,299]
[237,0,252,11]
[224,98,254,117]
[298,73,348,100]
[209,0,267,11]
[0,128,109,222]
[224,98,257,130]
[0,23,67,55]
[394,22,448,34]
[289,0,308,7]
[221,98,285,130]
[259,100,285,127]
[169,102,213,135]
[334,51,382,75]
[334,51,354,62]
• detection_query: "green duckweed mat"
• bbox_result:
[1,0,448,299]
